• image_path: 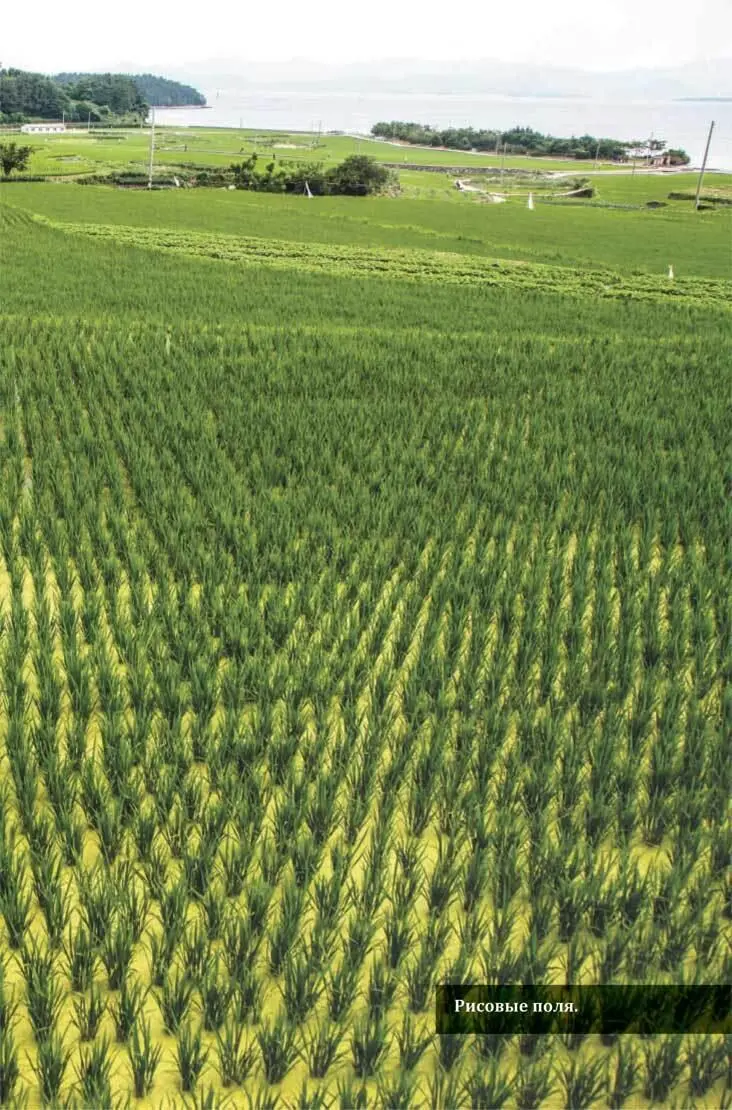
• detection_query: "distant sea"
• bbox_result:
[153,91,732,170]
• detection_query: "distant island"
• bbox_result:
[0,68,206,124]
[372,122,690,163]
[675,96,732,102]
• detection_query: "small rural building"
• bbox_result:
[625,146,672,167]
[20,123,65,134]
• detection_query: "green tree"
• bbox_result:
[230,153,260,188]
[283,162,329,195]
[0,142,33,177]
[326,155,390,196]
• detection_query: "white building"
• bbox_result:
[20,123,65,134]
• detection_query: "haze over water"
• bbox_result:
[155,91,732,170]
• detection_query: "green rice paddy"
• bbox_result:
[0,134,729,1108]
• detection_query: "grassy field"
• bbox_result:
[7,126,643,176]
[4,181,732,279]
[11,124,732,189]
[0,144,730,1110]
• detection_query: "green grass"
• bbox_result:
[587,170,732,205]
[4,181,731,278]
[16,125,703,179]
[4,201,727,334]
[17,210,729,312]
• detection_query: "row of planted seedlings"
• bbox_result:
[0,326,729,1104]
[28,214,732,311]
[8,317,728,679]
[0,468,728,972]
[0,488,727,1106]
[77,320,731,713]
[7,368,732,812]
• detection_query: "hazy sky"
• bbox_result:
[2,0,731,74]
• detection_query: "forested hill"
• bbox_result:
[55,72,206,108]
[0,68,205,123]
[134,74,206,107]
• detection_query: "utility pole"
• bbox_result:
[147,106,156,189]
[594,139,600,169]
[694,120,715,210]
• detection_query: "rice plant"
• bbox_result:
[101,917,136,990]
[514,1056,556,1110]
[157,967,195,1035]
[351,1012,389,1079]
[127,1018,162,1099]
[177,1022,209,1093]
[33,1030,72,1106]
[76,1034,113,1108]
[559,1053,607,1109]
[22,939,64,1044]
[257,1013,298,1085]
[685,1035,727,1098]
[72,982,107,1042]
[63,922,97,994]
[0,1024,20,1106]
[463,1057,512,1109]
[280,951,323,1025]
[300,1019,346,1080]
[643,1035,685,1104]
[199,954,231,1032]
[607,1041,638,1110]
[336,1074,369,1109]
[216,1018,257,1087]
[112,975,149,1043]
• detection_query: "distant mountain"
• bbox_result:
[159,56,732,101]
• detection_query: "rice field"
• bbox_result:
[1,126,638,178]
[0,179,729,1108]
[4,181,732,279]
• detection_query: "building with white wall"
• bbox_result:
[20,123,65,134]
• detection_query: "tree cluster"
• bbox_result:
[0,69,68,123]
[132,74,206,107]
[229,154,393,196]
[55,72,205,109]
[0,67,206,124]
[53,73,148,116]
[372,121,646,161]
